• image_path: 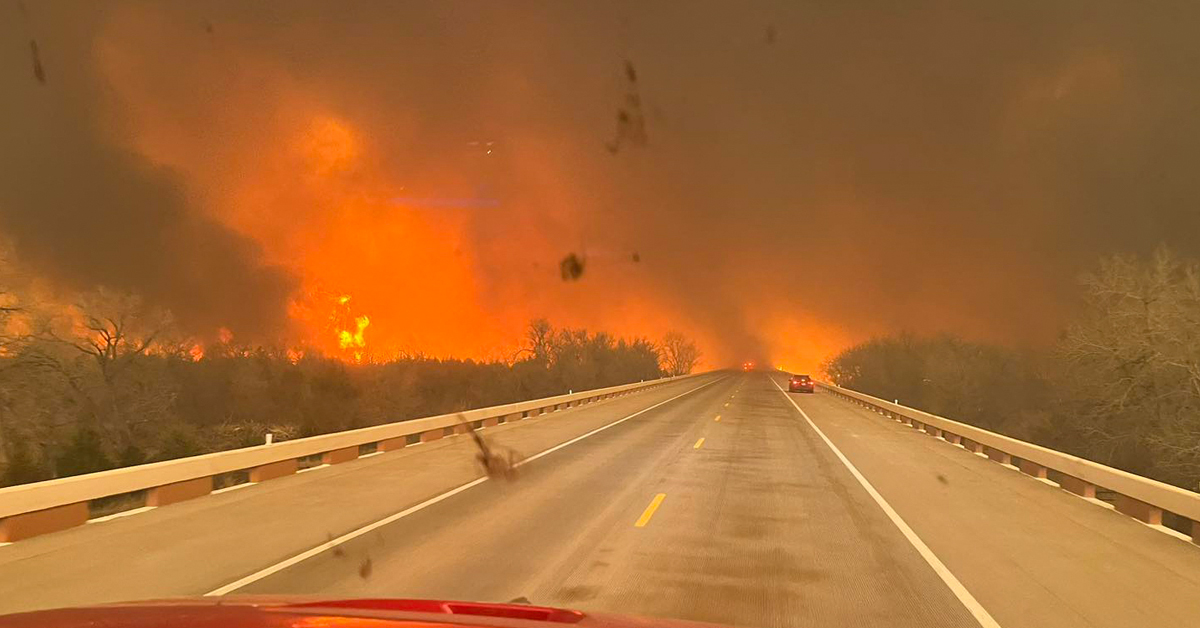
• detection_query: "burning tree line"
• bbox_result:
[0,289,700,486]
[824,248,1200,492]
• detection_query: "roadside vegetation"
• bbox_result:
[825,248,1200,491]
[0,304,697,486]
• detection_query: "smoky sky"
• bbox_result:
[0,2,295,339]
[5,1,1200,363]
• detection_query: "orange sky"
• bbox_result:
[14,2,1195,375]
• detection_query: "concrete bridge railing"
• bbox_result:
[821,382,1200,545]
[0,373,704,543]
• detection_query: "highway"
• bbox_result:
[2,372,1199,628]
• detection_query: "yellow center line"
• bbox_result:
[634,493,667,528]
[694,437,705,449]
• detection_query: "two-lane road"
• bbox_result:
[232,373,977,627]
[4,371,1199,628]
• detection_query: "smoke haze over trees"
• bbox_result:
[0,310,674,487]
[824,249,1200,491]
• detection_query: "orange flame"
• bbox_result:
[338,315,370,362]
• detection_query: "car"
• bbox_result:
[742,361,755,371]
[0,597,730,628]
[788,374,814,393]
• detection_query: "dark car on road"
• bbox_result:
[788,374,814,393]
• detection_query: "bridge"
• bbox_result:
[1,371,1198,627]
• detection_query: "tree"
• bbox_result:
[1055,248,1200,485]
[659,332,701,376]
[44,288,178,463]
[525,318,554,363]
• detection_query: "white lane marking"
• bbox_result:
[770,377,1002,628]
[87,506,156,524]
[1145,522,1192,543]
[359,451,384,459]
[510,378,722,469]
[213,482,256,494]
[205,376,724,596]
[297,464,331,474]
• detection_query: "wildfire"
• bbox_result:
[328,294,370,362]
[338,315,370,362]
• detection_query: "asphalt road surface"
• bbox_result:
[2,372,1199,628]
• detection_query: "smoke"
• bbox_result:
[5,2,1200,369]
[0,3,295,339]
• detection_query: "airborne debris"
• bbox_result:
[559,253,585,281]
[631,251,641,263]
[765,25,777,45]
[328,533,346,557]
[606,60,648,154]
[458,413,522,480]
[204,21,214,35]
[359,556,373,579]
[936,473,949,485]
[29,40,45,85]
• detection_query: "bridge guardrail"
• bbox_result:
[0,373,707,542]
[819,382,1200,545]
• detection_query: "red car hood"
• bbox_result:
[0,597,733,628]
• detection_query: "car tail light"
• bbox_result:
[285,599,585,624]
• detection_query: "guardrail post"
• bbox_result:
[944,433,962,445]
[1017,459,1048,480]
[482,417,499,427]
[0,503,89,542]
[985,447,1012,465]
[380,436,408,452]
[926,426,943,438]
[250,459,298,482]
[1114,495,1162,525]
[962,439,984,454]
[147,477,213,506]
[1059,475,1096,499]
[421,429,444,443]
[322,446,359,465]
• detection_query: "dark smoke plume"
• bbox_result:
[0,3,295,338]
[7,2,1200,366]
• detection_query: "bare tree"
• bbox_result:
[525,318,554,363]
[659,331,700,376]
[1056,248,1200,484]
[41,289,179,462]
